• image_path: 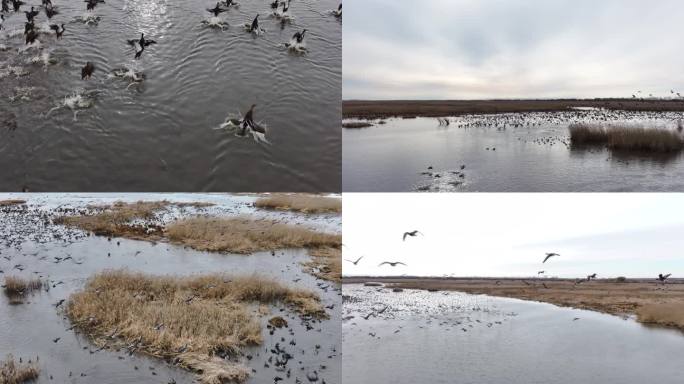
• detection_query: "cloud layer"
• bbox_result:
[344,0,684,99]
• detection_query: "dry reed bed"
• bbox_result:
[67,270,326,383]
[3,276,44,304]
[569,123,684,152]
[254,194,341,214]
[0,355,39,384]
[0,200,26,207]
[55,201,170,238]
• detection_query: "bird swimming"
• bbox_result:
[50,23,65,38]
[293,29,306,43]
[240,104,266,136]
[12,0,24,12]
[542,253,559,263]
[25,6,38,22]
[247,13,260,33]
[379,261,407,267]
[402,230,422,241]
[81,61,95,80]
[344,256,363,265]
[127,33,156,59]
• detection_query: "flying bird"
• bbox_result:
[658,273,672,283]
[537,271,545,275]
[587,273,597,281]
[543,253,559,263]
[344,256,363,265]
[402,230,422,241]
[379,261,407,267]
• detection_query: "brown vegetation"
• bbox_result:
[55,201,169,238]
[254,194,341,214]
[345,277,684,331]
[3,276,43,304]
[569,123,684,152]
[67,270,326,383]
[0,200,26,207]
[343,99,684,119]
[342,122,373,129]
[304,247,341,283]
[0,355,39,384]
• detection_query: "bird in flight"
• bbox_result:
[403,230,422,241]
[379,261,407,267]
[537,271,545,275]
[658,273,672,283]
[543,253,560,263]
[344,256,363,265]
[587,273,597,281]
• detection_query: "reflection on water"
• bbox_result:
[0,194,341,384]
[343,285,684,384]
[0,0,341,191]
[343,110,684,192]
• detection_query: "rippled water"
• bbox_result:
[343,285,684,384]
[343,110,684,192]
[0,0,341,191]
[0,194,341,384]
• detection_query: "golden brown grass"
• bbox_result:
[0,355,39,384]
[67,270,326,383]
[0,200,26,207]
[569,123,684,152]
[3,276,44,303]
[166,217,341,254]
[304,247,341,282]
[636,303,684,329]
[56,201,170,238]
[254,194,341,214]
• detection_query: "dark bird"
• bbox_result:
[542,253,559,263]
[2,0,9,13]
[402,230,422,241]
[537,271,545,275]
[206,2,226,17]
[54,299,65,308]
[587,273,597,281]
[240,104,265,135]
[292,29,306,43]
[50,23,65,38]
[333,3,342,17]
[81,62,95,79]
[137,33,156,47]
[344,256,363,265]
[379,261,407,267]
[0,15,5,30]
[24,6,38,22]
[270,0,278,9]
[249,13,259,32]
[52,337,61,343]
[12,0,24,12]
[658,273,672,283]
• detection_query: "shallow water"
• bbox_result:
[0,0,341,191]
[343,110,684,192]
[0,194,341,384]
[342,285,684,384]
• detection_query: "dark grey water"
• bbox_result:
[343,285,684,384]
[0,0,341,192]
[0,194,341,384]
[343,110,684,192]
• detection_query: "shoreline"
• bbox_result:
[342,99,684,119]
[343,277,684,331]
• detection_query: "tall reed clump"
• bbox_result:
[3,276,44,304]
[66,270,326,383]
[254,194,341,214]
[55,201,170,237]
[569,123,684,152]
[0,355,40,384]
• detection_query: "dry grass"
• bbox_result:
[569,123,684,152]
[636,303,684,329]
[0,355,39,384]
[0,200,26,207]
[304,247,341,282]
[67,270,326,383]
[166,217,341,255]
[56,201,170,238]
[254,194,341,214]
[3,276,44,304]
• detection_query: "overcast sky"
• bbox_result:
[343,0,684,100]
[343,194,684,278]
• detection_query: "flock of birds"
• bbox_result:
[1,0,342,136]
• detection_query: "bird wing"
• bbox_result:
[397,262,407,266]
[49,24,59,31]
[378,262,389,266]
[664,274,672,279]
[355,256,363,263]
[402,232,408,241]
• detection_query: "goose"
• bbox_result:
[2,0,9,13]
[206,2,226,17]
[402,230,422,241]
[81,61,95,79]
[292,29,306,43]
[333,3,341,17]
[270,0,278,9]
[248,13,259,32]
[658,273,672,283]
[240,104,258,135]
[542,253,559,263]
[344,256,363,265]
[586,273,597,281]
[49,23,64,38]
[12,0,24,12]
[0,15,4,30]
[24,6,38,22]
[25,28,38,44]
[45,3,57,18]
[378,261,407,267]
[24,20,33,34]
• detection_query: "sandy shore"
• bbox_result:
[343,99,684,119]
[343,277,684,330]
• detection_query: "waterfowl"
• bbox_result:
[344,256,363,265]
[81,61,95,79]
[378,261,407,267]
[249,13,259,32]
[85,0,103,11]
[45,3,58,18]
[543,253,559,263]
[25,28,37,44]
[240,104,256,135]
[1,0,8,13]
[270,0,278,9]
[49,23,64,38]
[12,0,24,12]
[134,43,144,59]
[402,230,422,241]
[333,3,341,17]
[24,20,33,34]
[293,29,306,43]
[206,2,226,17]
[0,15,4,30]
[138,33,156,47]
[41,0,51,6]
[222,0,236,7]
[24,6,38,22]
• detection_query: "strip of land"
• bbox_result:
[343,99,684,119]
[344,277,684,330]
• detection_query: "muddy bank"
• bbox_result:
[343,99,684,119]
[343,277,684,330]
